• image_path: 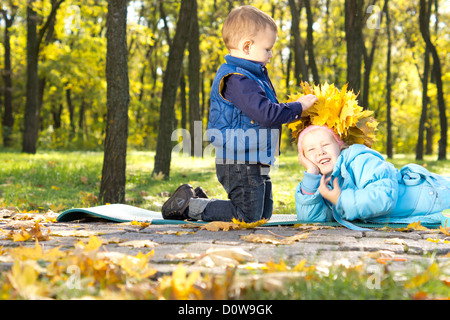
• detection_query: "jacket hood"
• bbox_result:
[332,144,385,176]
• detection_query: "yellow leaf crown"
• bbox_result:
[287,82,378,147]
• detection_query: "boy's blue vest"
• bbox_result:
[207,55,280,165]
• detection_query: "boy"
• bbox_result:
[162,5,317,222]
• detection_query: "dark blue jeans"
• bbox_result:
[189,163,273,222]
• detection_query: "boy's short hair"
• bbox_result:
[222,5,278,50]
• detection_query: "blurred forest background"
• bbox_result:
[0,1,448,175]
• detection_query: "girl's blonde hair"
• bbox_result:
[222,5,277,50]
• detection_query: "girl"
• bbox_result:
[295,125,450,230]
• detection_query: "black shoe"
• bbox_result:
[161,184,195,220]
[194,186,208,199]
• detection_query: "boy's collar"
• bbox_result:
[225,55,266,76]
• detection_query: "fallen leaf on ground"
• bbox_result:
[195,247,254,267]
[6,222,50,242]
[198,221,240,232]
[439,225,450,236]
[364,250,396,259]
[232,218,267,228]
[241,232,308,245]
[240,234,282,244]
[51,230,102,237]
[118,240,159,248]
[406,221,429,231]
[130,220,151,228]
[384,238,407,245]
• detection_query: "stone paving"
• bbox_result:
[2,215,449,275]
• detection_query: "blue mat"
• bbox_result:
[56,204,441,229]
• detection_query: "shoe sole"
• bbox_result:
[162,184,194,219]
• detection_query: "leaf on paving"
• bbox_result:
[118,240,159,248]
[232,218,268,229]
[51,230,102,238]
[130,220,152,228]
[6,222,50,242]
[241,232,308,245]
[155,230,195,235]
[281,233,309,244]
[75,235,103,251]
[293,224,335,231]
[195,247,254,267]
[439,225,450,236]
[384,238,407,245]
[198,221,240,232]
[364,250,396,259]
[406,221,429,231]
[240,234,282,244]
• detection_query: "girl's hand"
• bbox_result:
[298,150,319,175]
[318,175,341,205]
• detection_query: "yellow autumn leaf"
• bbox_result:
[232,218,268,228]
[287,82,377,147]
[130,220,151,228]
[406,221,429,231]
[118,240,159,248]
[11,228,32,242]
[7,261,48,299]
[405,262,440,289]
[157,264,202,300]
[198,221,240,232]
[240,233,282,244]
[76,235,103,251]
[195,247,254,267]
[118,251,157,280]
[439,222,450,236]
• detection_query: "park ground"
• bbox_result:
[0,149,449,300]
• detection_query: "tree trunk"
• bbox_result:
[188,0,201,157]
[22,1,39,154]
[304,0,320,84]
[22,0,64,153]
[416,0,432,161]
[153,0,194,179]
[99,0,130,204]
[1,7,16,147]
[419,0,447,160]
[385,0,393,159]
[288,0,308,85]
[344,0,364,100]
[362,6,383,110]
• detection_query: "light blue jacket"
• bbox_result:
[295,144,450,228]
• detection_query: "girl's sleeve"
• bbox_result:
[295,172,334,222]
[335,153,399,221]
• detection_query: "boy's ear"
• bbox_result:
[242,39,253,54]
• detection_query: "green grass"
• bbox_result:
[0,148,449,213]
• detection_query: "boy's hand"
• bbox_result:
[298,150,319,175]
[318,175,341,205]
[297,94,318,112]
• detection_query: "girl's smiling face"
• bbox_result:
[301,128,342,175]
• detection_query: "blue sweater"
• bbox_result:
[207,55,303,165]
